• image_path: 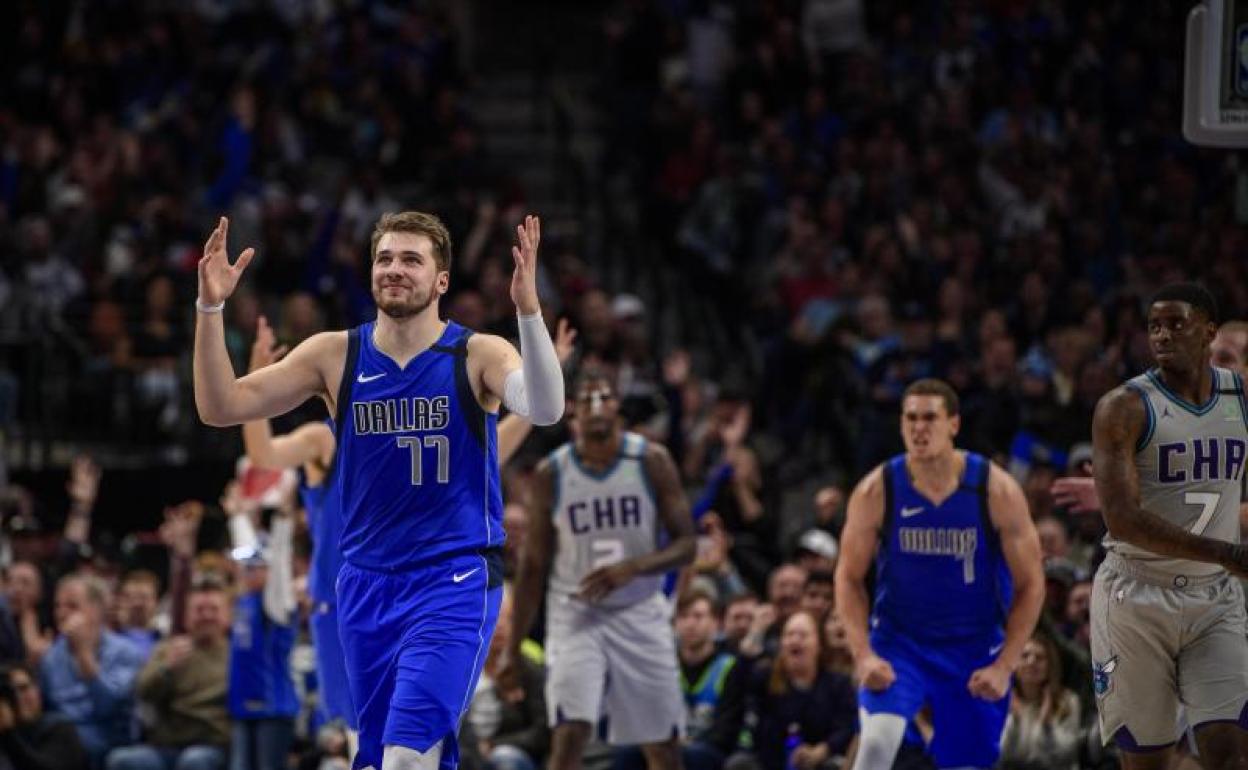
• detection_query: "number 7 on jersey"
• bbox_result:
[396,435,450,485]
[1184,491,1220,535]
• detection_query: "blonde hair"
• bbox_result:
[370,211,453,273]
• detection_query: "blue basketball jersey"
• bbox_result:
[872,451,1012,641]
[229,592,298,720]
[298,432,343,604]
[335,320,503,572]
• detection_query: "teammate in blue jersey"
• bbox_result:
[241,315,577,749]
[835,378,1044,770]
[242,314,355,738]
[193,212,566,770]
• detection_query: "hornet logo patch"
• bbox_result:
[1093,656,1118,698]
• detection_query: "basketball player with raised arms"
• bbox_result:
[193,213,565,770]
[241,315,357,738]
[240,315,578,744]
[1090,283,1248,768]
[835,378,1044,770]
[505,369,696,770]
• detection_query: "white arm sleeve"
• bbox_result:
[502,312,565,426]
[262,515,295,625]
[228,514,259,552]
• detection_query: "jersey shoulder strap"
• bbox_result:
[962,452,998,544]
[435,323,488,449]
[620,432,648,461]
[879,457,898,544]
[547,444,572,513]
[333,327,362,446]
[1215,366,1240,395]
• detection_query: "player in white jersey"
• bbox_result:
[1091,283,1248,768]
[505,369,696,770]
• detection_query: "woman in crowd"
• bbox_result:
[731,610,855,770]
[997,633,1082,770]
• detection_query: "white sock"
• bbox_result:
[382,741,444,770]
[851,709,907,770]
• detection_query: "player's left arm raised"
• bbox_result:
[495,319,578,464]
[579,442,696,602]
[471,215,564,425]
[968,463,1044,701]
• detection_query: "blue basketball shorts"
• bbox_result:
[337,549,503,770]
[857,626,1009,769]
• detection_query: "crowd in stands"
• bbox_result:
[2,0,1247,768]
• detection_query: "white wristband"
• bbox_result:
[196,297,225,314]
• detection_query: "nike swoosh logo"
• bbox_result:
[357,372,386,383]
[452,568,480,583]
[989,642,1005,656]
[900,505,924,518]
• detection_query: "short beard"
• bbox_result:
[374,284,435,319]
[581,418,617,443]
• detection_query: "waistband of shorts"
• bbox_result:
[345,545,503,575]
[1100,551,1226,589]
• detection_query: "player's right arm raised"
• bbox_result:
[834,466,895,691]
[1093,386,1248,576]
[194,217,340,426]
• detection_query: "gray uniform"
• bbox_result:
[1092,366,1248,747]
[544,433,685,744]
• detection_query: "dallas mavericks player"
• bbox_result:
[240,315,577,742]
[506,370,696,770]
[835,379,1044,770]
[242,314,355,734]
[193,213,565,770]
[1091,283,1248,768]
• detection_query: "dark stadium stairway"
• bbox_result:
[462,0,685,365]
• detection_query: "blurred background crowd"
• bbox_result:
[1,0,1246,768]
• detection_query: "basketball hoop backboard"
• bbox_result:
[1184,0,1248,147]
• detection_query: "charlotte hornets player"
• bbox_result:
[835,378,1044,770]
[505,370,696,770]
[193,213,565,770]
[1091,283,1248,768]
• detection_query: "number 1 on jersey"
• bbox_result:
[396,435,450,485]
[1184,491,1220,535]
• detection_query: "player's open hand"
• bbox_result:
[66,455,101,508]
[554,317,578,365]
[1050,477,1100,514]
[199,216,255,306]
[967,662,1011,701]
[509,215,541,316]
[578,561,638,603]
[855,652,896,692]
[249,315,289,373]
